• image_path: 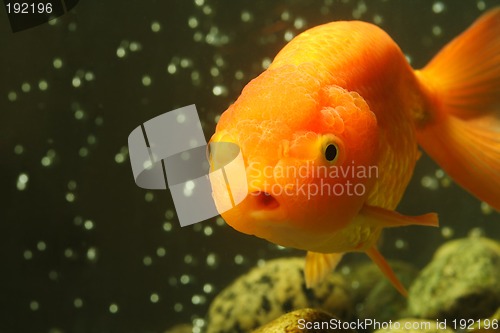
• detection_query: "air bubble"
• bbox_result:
[53,58,63,69]
[21,83,31,93]
[261,57,272,69]
[116,47,126,58]
[441,226,454,239]
[17,173,29,191]
[109,303,119,314]
[151,21,161,32]
[481,202,493,215]
[188,17,199,28]
[143,256,153,266]
[142,75,152,86]
[421,176,438,190]
[7,91,17,101]
[38,80,48,91]
[150,293,160,303]
[241,11,253,22]
[432,1,445,13]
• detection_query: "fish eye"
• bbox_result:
[324,143,338,162]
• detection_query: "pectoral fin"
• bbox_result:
[366,246,408,297]
[360,205,439,228]
[304,251,344,288]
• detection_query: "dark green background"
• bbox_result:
[1,0,499,332]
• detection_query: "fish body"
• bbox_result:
[209,9,500,294]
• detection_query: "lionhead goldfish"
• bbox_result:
[209,8,500,295]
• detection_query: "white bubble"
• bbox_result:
[150,293,160,303]
[142,75,152,86]
[212,85,227,96]
[17,173,29,191]
[284,30,294,42]
[432,25,442,36]
[81,72,92,83]
[241,11,253,22]
[30,301,39,311]
[87,247,98,262]
[261,57,272,69]
[432,1,445,13]
[234,254,244,265]
[65,193,75,202]
[180,58,192,68]
[441,226,454,239]
[184,181,195,191]
[8,91,18,101]
[151,21,161,32]
[176,113,186,123]
[143,256,153,266]
[188,16,199,28]
[281,11,291,21]
[156,247,166,257]
[23,250,33,260]
[38,80,48,91]
[74,109,85,120]
[184,254,193,264]
[74,298,83,308]
[180,274,190,284]
[395,239,406,249]
[191,294,206,305]
[53,58,63,69]
[109,303,119,314]
[37,241,46,251]
[84,220,94,230]
[116,47,126,58]
[373,14,383,25]
[206,253,218,267]
[163,222,172,232]
[294,17,306,29]
[21,83,31,93]
[480,202,493,215]
[203,226,213,236]
[145,192,154,202]
[72,77,82,88]
[203,283,213,294]
[421,175,438,190]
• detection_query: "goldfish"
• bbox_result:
[208,8,500,296]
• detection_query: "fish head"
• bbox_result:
[208,65,380,250]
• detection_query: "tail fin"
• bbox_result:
[415,8,500,211]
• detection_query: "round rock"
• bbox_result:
[205,257,353,333]
[407,237,500,320]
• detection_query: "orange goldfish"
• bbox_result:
[208,8,500,296]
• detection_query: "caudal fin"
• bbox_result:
[415,8,500,211]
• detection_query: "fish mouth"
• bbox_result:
[247,190,286,221]
[250,191,280,210]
